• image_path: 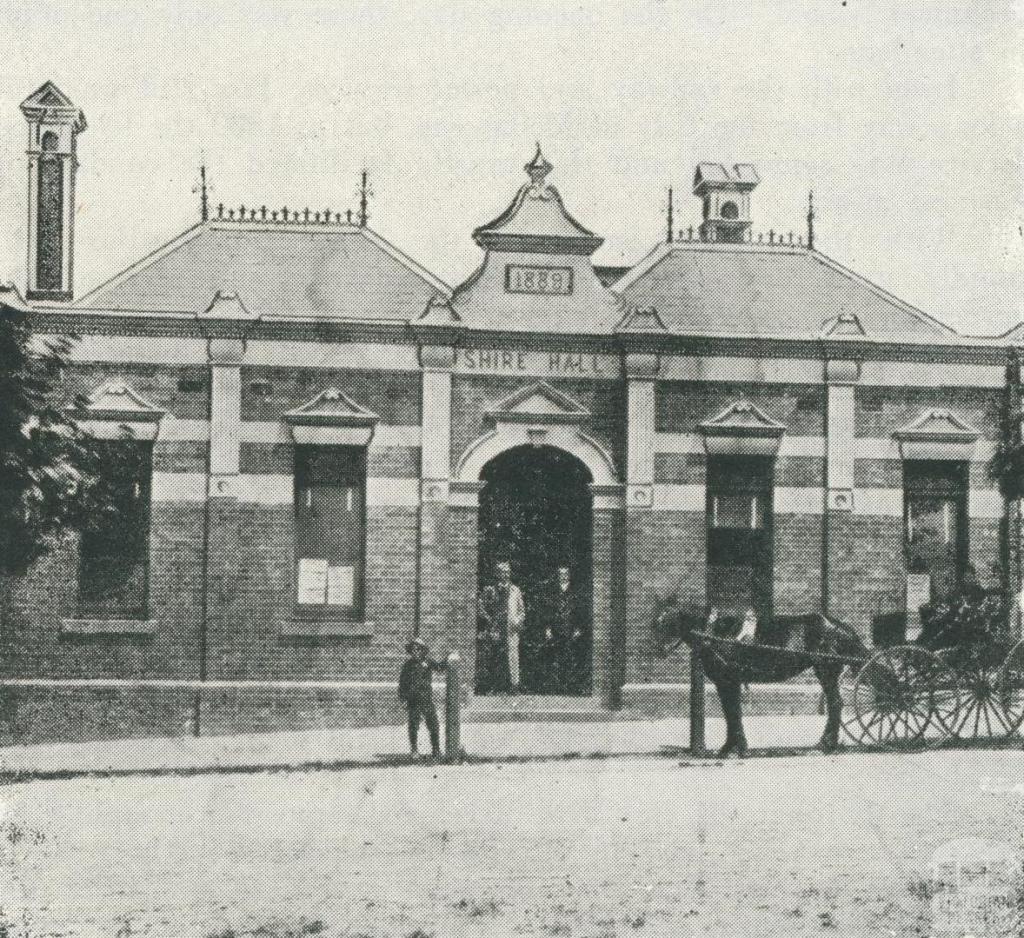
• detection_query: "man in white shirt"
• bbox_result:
[478,560,527,693]
[494,561,526,692]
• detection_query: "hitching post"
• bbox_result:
[689,651,706,756]
[445,652,461,764]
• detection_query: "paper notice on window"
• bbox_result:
[297,558,328,605]
[327,565,355,607]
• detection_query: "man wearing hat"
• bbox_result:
[398,636,446,760]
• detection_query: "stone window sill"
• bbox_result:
[61,618,157,637]
[281,619,375,639]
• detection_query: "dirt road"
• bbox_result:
[0,747,1019,937]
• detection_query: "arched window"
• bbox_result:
[36,131,64,291]
[720,200,739,219]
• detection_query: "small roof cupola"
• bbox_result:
[693,162,759,244]
[20,81,86,302]
[472,144,604,256]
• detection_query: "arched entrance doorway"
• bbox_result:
[475,445,593,696]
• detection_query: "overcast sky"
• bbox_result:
[0,1,1021,335]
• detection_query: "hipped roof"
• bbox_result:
[74,222,450,320]
[612,242,958,341]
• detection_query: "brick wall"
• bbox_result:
[657,382,825,435]
[0,681,413,747]
[450,374,625,471]
[623,509,705,686]
[201,501,420,684]
[61,362,209,419]
[773,513,823,616]
[855,386,1002,439]
[446,507,480,686]
[241,366,420,425]
[1,499,205,680]
[828,514,905,639]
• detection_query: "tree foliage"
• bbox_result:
[0,292,134,577]
[990,348,1024,501]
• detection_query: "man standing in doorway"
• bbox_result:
[479,561,526,693]
[540,565,574,692]
[552,566,590,695]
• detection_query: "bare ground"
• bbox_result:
[0,747,1019,937]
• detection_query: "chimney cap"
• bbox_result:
[20,81,86,133]
[693,162,759,196]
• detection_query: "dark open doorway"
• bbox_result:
[476,445,593,696]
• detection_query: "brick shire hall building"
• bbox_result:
[1,82,1021,742]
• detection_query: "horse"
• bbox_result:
[652,596,869,756]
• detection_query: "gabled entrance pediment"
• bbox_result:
[699,401,786,456]
[487,381,590,425]
[283,388,379,446]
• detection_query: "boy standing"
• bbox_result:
[398,636,445,760]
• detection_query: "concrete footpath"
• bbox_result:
[0,716,830,781]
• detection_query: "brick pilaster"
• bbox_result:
[417,344,456,646]
[622,352,659,690]
[824,358,860,629]
[203,337,244,681]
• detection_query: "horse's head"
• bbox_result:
[651,595,704,658]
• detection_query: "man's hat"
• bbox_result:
[405,636,428,653]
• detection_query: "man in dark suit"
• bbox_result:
[543,565,589,695]
[398,636,445,759]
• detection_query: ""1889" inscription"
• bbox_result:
[505,264,573,295]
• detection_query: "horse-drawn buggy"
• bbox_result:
[653,581,1024,756]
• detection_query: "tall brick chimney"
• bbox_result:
[20,81,86,302]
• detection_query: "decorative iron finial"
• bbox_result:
[192,165,210,222]
[358,170,373,227]
[806,189,815,250]
[666,186,674,244]
[524,143,553,187]
[216,202,224,219]
[346,209,353,224]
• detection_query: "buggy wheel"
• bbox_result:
[852,646,958,750]
[998,640,1024,736]
[840,667,868,746]
[937,656,1015,740]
